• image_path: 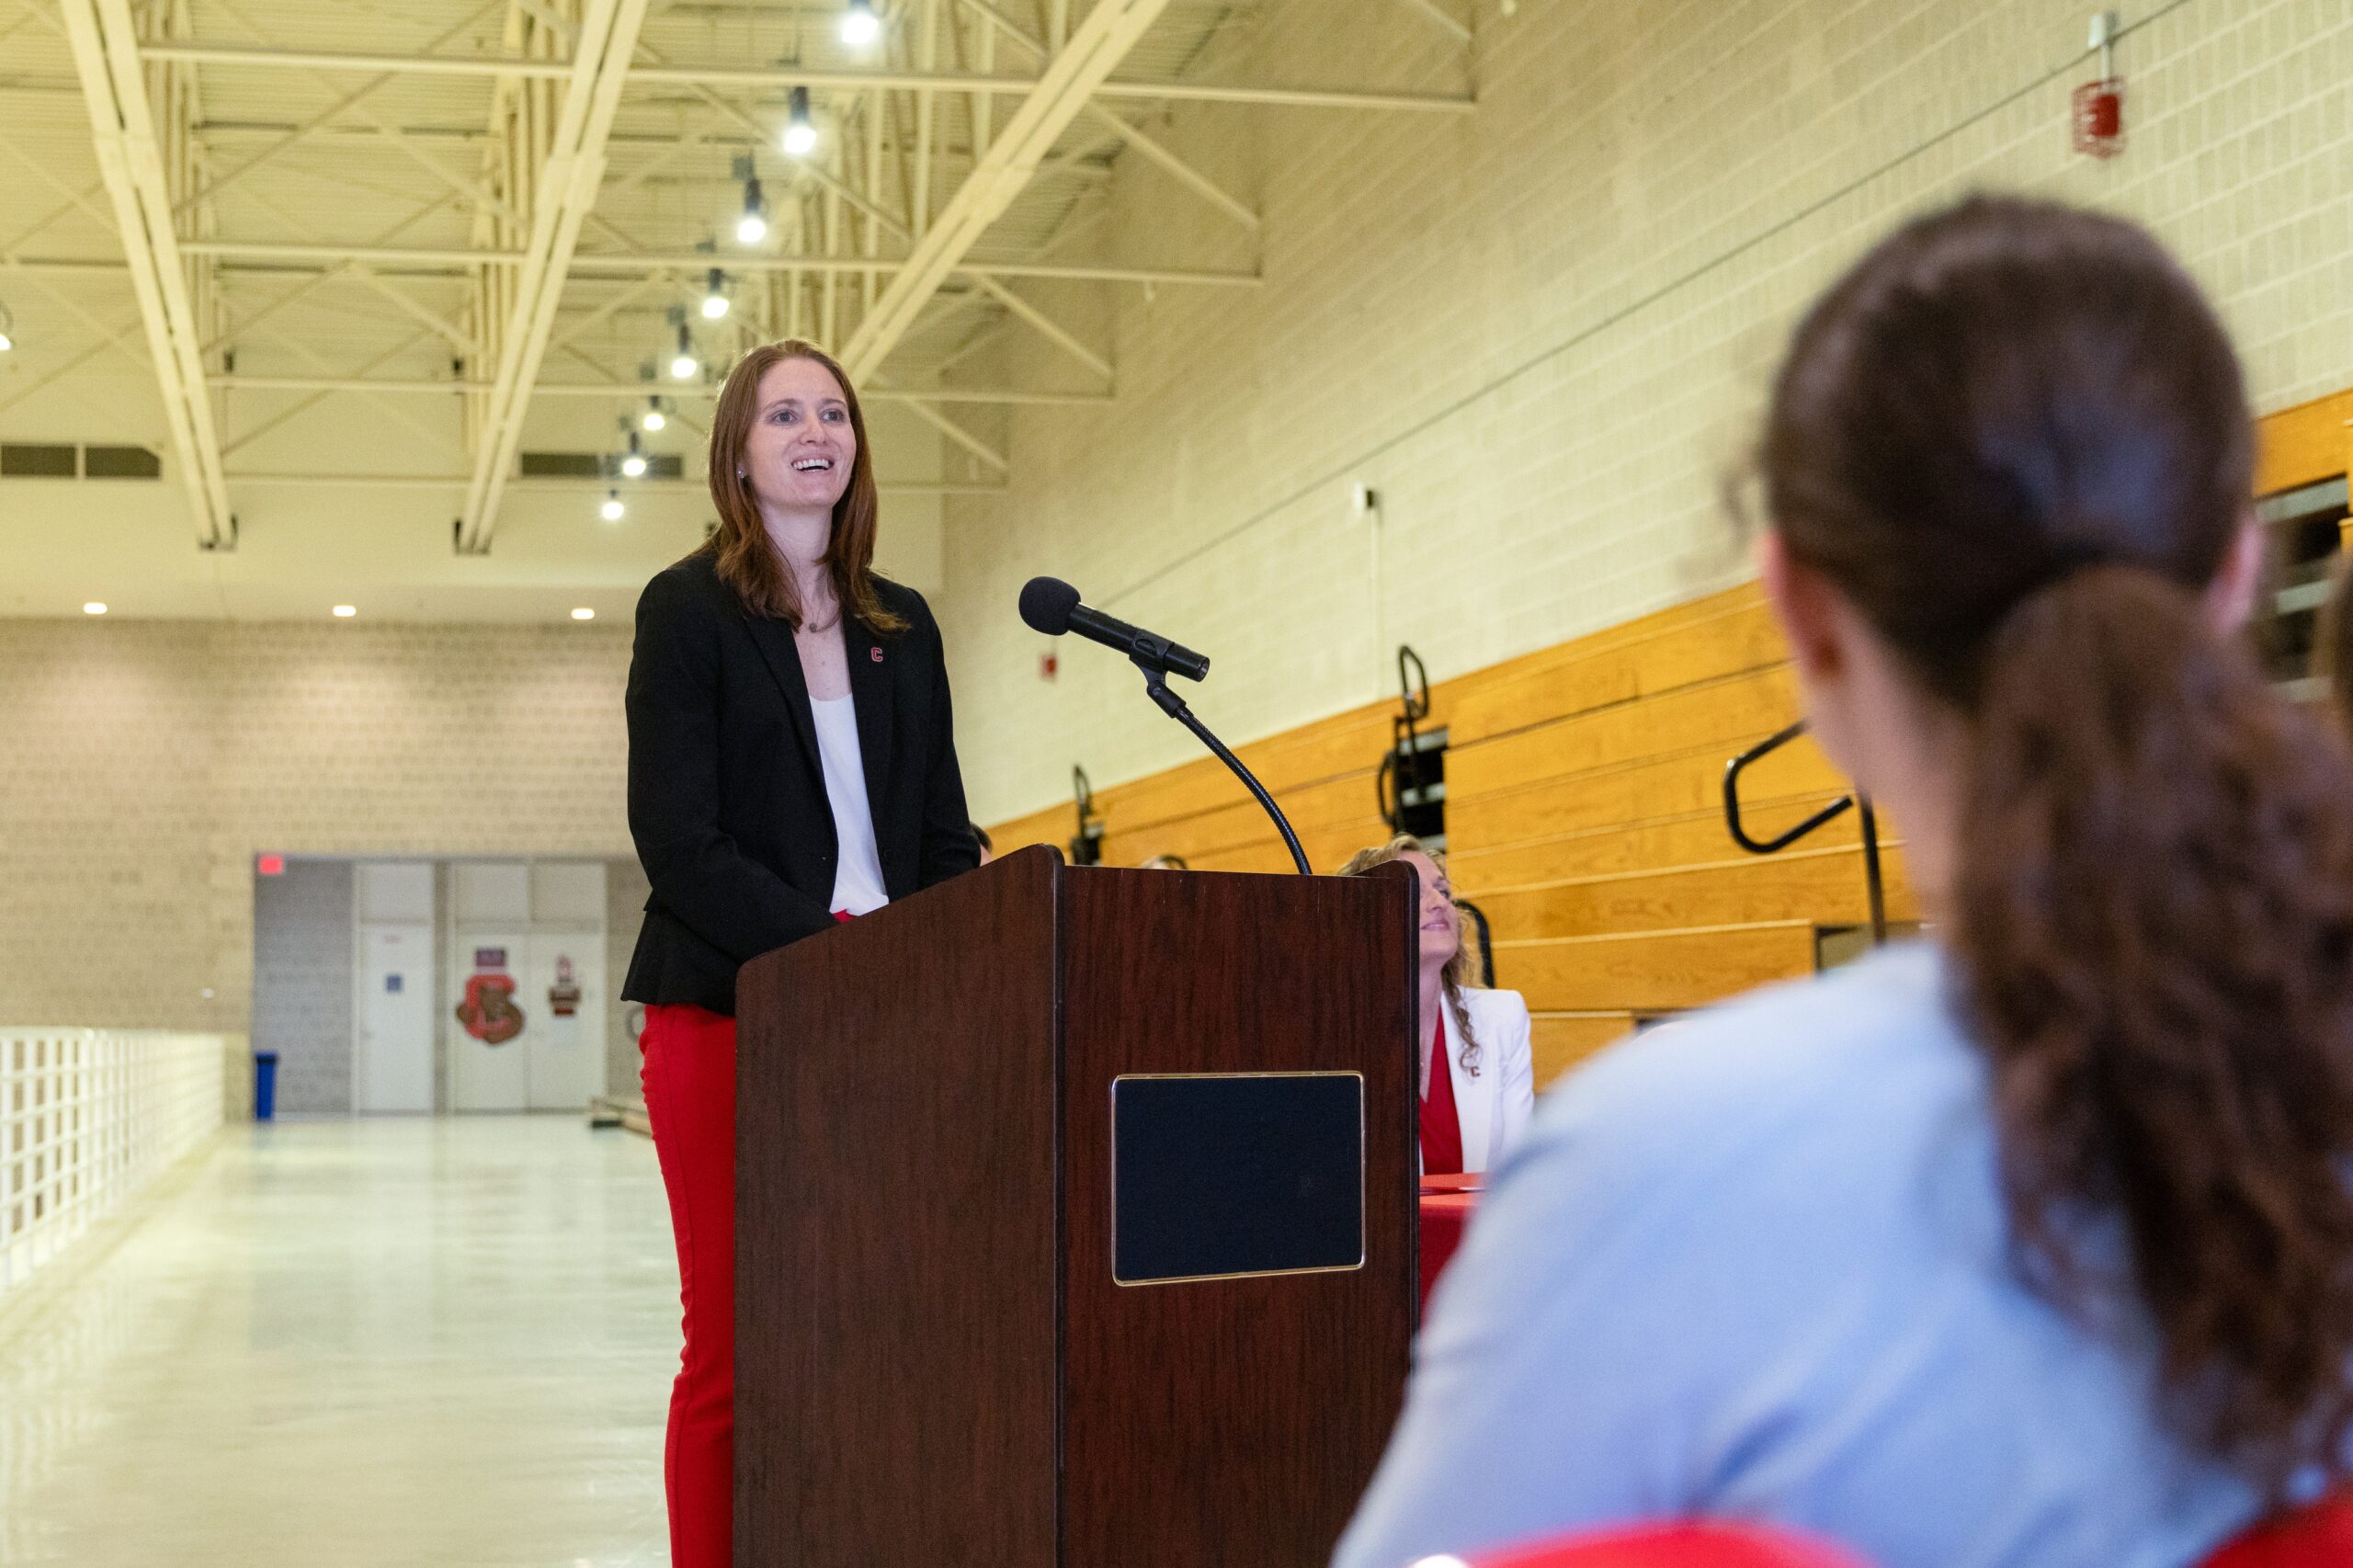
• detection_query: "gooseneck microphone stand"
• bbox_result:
[1130,650,1311,876]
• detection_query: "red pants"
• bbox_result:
[641,1002,737,1568]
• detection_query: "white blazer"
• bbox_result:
[1433,986,1537,1175]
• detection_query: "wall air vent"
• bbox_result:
[85,445,162,480]
[0,443,163,479]
[519,450,686,481]
[1,444,77,477]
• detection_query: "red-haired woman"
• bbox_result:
[1337,198,2353,1568]
[623,340,978,1568]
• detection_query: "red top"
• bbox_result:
[1419,1009,1464,1175]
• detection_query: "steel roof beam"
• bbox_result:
[455,0,652,554]
[841,0,1173,381]
[58,0,233,549]
[135,41,1474,113]
[207,373,1109,405]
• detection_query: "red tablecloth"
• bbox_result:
[1418,1175,1483,1312]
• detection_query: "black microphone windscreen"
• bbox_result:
[1018,576,1081,636]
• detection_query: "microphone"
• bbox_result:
[1016,574,1308,874]
[1018,577,1210,683]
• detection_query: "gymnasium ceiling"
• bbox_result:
[0,0,1474,621]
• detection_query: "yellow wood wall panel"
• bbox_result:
[1529,1012,1639,1087]
[1101,700,1404,833]
[2256,390,2353,495]
[1449,598,1787,746]
[1185,819,1396,876]
[1440,584,1769,728]
[1500,923,1819,1013]
[1105,770,1381,866]
[1472,846,1918,941]
[1450,799,1857,890]
[1449,666,1802,801]
[1449,737,1849,851]
[986,801,1074,856]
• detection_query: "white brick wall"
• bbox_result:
[0,619,631,1033]
[940,0,2353,823]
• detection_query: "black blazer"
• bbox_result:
[621,551,979,1015]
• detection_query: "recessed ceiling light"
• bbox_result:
[572,608,596,621]
[83,601,107,616]
[333,604,357,618]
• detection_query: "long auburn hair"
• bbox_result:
[702,338,904,634]
[1764,194,2353,1489]
[1338,834,1484,1076]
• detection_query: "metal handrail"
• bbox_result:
[1723,722,1852,853]
[1378,645,1434,832]
[1070,764,1106,866]
[1722,721,1887,945]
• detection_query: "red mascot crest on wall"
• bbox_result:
[456,949,526,1045]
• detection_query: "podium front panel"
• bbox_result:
[734,851,1062,1568]
[1059,866,1417,1568]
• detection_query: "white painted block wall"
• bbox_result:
[938,0,2353,824]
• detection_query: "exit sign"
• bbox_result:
[256,854,285,876]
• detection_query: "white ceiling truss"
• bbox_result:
[0,0,1476,557]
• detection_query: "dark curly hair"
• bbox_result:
[1764,194,2353,1491]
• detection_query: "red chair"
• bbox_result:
[2201,1499,2353,1568]
[1424,1503,2353,1568]
[1428,1522,1870,1568]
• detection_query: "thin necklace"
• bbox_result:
[795,576,839,635]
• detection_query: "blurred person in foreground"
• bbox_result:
[1335,195,2353,1568]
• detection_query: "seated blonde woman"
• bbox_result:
[1339,835,1534,1175]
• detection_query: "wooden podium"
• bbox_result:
[735,846,1417,1567]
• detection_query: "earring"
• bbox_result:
[736,467,746,479]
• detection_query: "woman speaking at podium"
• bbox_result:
[622,339,979,1568]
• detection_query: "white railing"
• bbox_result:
[0,1029,226,1294]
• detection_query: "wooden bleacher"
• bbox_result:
[987,581,1922,1090]
[982,394,2344,1090]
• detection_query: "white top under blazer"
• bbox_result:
[809,695,889,916]
[1434,986,1538,1175]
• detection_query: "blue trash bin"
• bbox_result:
[253,1051,279,1121]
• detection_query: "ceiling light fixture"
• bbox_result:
[700,267,731,321]
[572,608,597,621]
[642,396,666,433]
[783,86,818,158]
[601,490,625,522]
[736,176,767,244]
[670,322,699,381]
[82,601,107,616]
[841,0,881,48]
[333,604,358,618]
[0,301,15,353]
[621,430,649,480]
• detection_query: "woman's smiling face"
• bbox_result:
[1399,849,1460,970]
[743,354,857,516]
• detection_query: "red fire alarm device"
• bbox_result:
[1040,653,1058,681]
[2075,12,2124,159]
[2074,78,2124,157]
[256,853,285,876]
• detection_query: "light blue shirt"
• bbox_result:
[1335,943,2261,1568]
